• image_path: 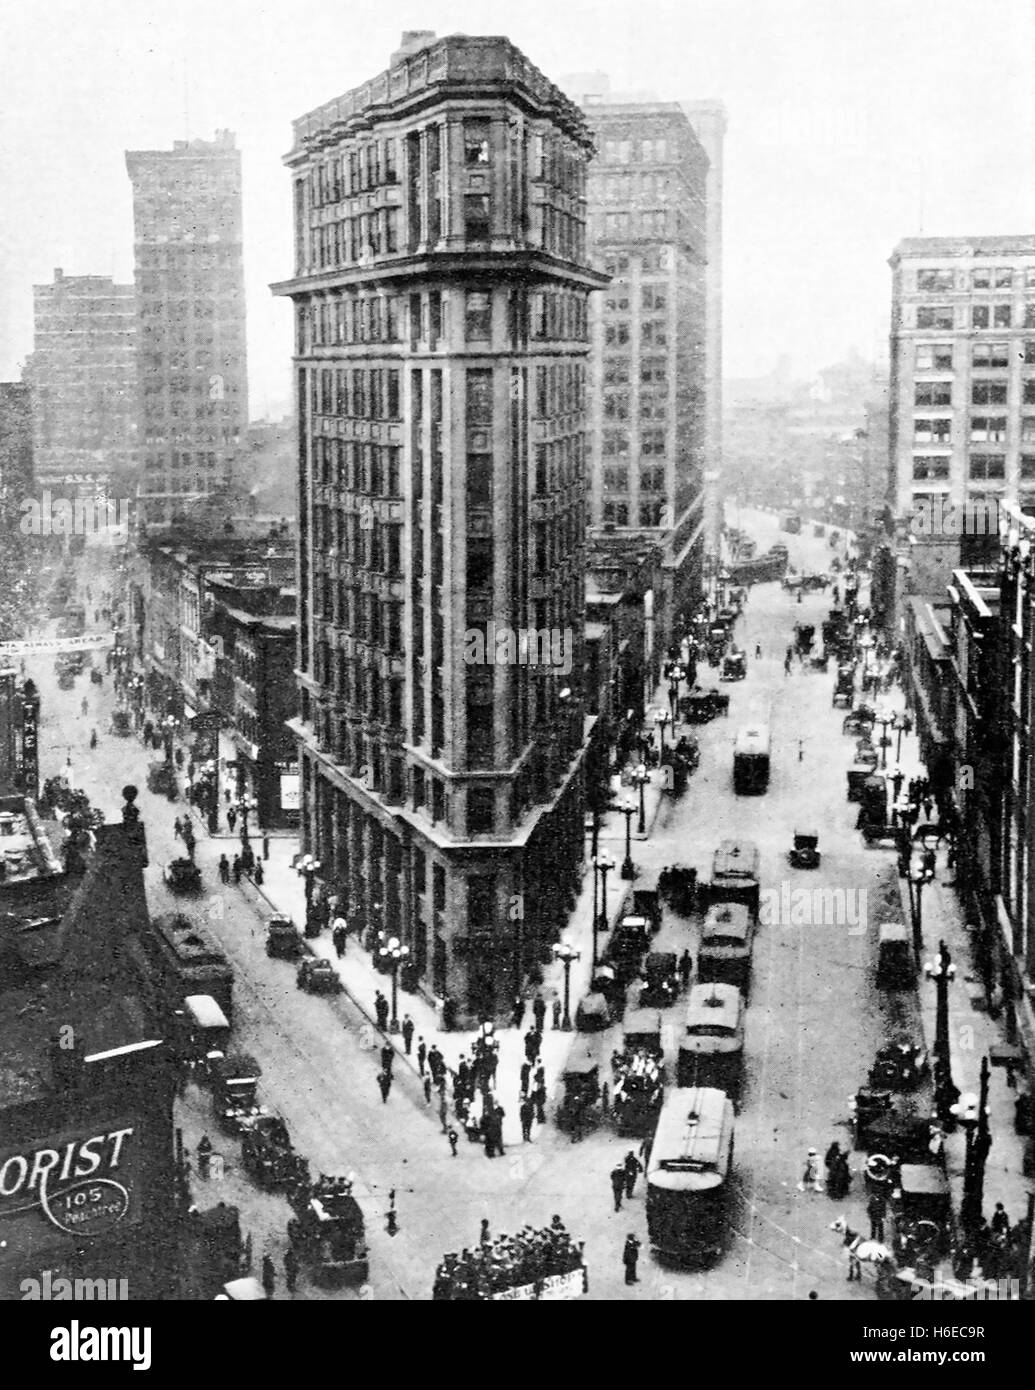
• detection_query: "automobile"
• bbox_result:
[613,1047,665,1137]
[266,916,305,960]
[788,829,821,869]
[631,885,662,934]
[698,903,754,992]
[720,650,747,681]
[639,952,679,1009]
[297,956,343,994]
[241,1115,307,1190]
[607,915,652,984]
[57,671,75,690]
[574,991,611,1032]
[623,1008,663,1057]
[558,1045,603,1129]
[164,857,202,895]
[868,1038,928,1091]
[288,1175,369,1286]
[876,923,915,989]
[110,709,133,737]
[147,762,178,800]
[679,983,745,1097]
[212,1054,266,1134]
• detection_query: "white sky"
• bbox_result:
[2,0,1034,416]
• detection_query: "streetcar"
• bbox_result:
[733,724,770,794]
[646,1086,735,1265]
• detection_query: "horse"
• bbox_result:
[830,1216,894,1281]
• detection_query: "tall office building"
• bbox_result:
[0,383,34,505]
[888,235,1035,610]
[565,76,710,652]
[125,131,248,521]
[24,269,137,499]
[681,101,727,555]
[274,32,606,1020]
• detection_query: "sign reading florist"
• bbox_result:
[0,1121,139,1254]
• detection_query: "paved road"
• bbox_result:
[33,524,905,1299]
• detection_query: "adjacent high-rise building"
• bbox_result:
[563,75,710,665]
[125,131,248,521]
[274,32,606,1021]
[0,382,34,506]
[23,269,137,500]
[888,235,1035,610]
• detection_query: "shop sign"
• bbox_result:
[280,774,300,811]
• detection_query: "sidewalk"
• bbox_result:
[888,709,1033,1236]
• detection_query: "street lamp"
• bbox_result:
[619,796,637,880]
[950,1057,992,1240]
[654,708,671,760]
[924,940,960,1123]
[296,853,322,936]
[236,794,258,848]
[907,863,934,959]
[162,714,179,766]
[632,762,649,836]
[594,851,614,938]
[552,942,581,1031]
[377,933,410,1032]
[874,709,893,769]
[893,710,913,764]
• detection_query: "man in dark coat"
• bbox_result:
[678,950,693,991]
[532,993,547,1032]
[374,991,390,1031]
[520,1060,532,1095]
[610,1165,626,1212]
[377,1070,392,1103]
[533,1082,547,1127]
[520,1097,535,1141]
[218,854,230,884]
[511,995,525,1029]
[623,1149,644,1199]
[262,1253,276,1297]
[284,1246,300,1294]
[623,1234,641,1285]
[417,1037,427,1076]
[232,854,242,884]
[380,1043,394,1075]
[401,1014,414,1054]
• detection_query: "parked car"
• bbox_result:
[266,916,305,960]
[297,957,343,994]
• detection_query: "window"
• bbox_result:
[641,427,666,455]
[605,323,630,346]
[641,357,667,385]
[969,455,1006,481]
[917,269,954,291]
[915,381,952,407]
[467,452,492,506]
[640,466,665,492]
[603,501,629,525]
[973,342,1010,369]
[603,393,628,420]
[466,369,493,425]
[465,291,492,341]
[468,789,494,834]
[970,416,1007,442]
[603,466,629,491]
[915,344,953,372]
[972,268,991,289]
[464,194,490,242]
[1020,455,1035,480]
[914,418,952,443]
[995,304,1012,328]
[1027,268,1035,289]
[602,428,629,458]
[604,359,630,386]
[1023,418,1035,443]
[972,305,990,328]
[641,285,667,313]
[464,120,491,165]
[639,501,666,526]
[1025,305,1035,329]
[972,381,1008,405]
[996,268,1014,289]
[641,320,667,347]
[912,456,950,481]
[1024,380,1035,406]
[917,306,953,330]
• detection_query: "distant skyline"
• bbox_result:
[2,0,1034,418]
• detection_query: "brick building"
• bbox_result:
[272,31,607,1020]
[125,132,248,521]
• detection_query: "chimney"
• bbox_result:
[391,30,436,66]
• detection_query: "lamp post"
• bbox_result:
[654,708,671,760]
[377,934,410,1032]
[619,796,637,880]
[893,710,913,764]
[924,940,960,1123]
[632,762,649,835]
[296,853,322,936]
[552,942,580,1031]
[874,709,893,769]
[237,794,258,849]
[667,664,685,719]
[162,714,178,766]
[907,864,934,960]
[950,1057,992,1240]
[595,851,614,938]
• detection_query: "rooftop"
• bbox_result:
[891,234,1035,263]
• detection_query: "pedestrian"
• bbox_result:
[423,1075,432,1105]
[524,1029,538,1064]
[174,746,184,769]
[253,861,264,886]
[784,652,792,675]
[81,697,88,716]
[225,787,232,805]
[678,949,693,990]
[232,855,242,885]
[622,1234,641,1285]
[991,1203,1011,1237]
[417,1037,427,1076]
[261,1253,276,1298]
[90,728,98,749]
[890,768,904,802]
[380,1043,394,1075]
[623,1149,644,1199]
[552,998,562,1030]
[755,643,762,658]
[520,1097,534,1141]
[174,817,183,840]
[511,995,525,1029]
[922,846,937,877]
[520,1060,532,1095]
[438,1088,449,1133]
[610,1165,626,1212]
[493,1104,506,1156]
[377,1070,392,1103]
[867,1190,886,1242]
[197,1134,213,1180]
[401,1014,414,1054]
[448,1127,459,1156]
[331,918,347,957]
[533,993,547,1032]
[218,854,230,884]
[922,795,934,822]
[798,1148,823,1193]
[284,1246,300,1294]
[227,806,237,833]
[374,990,389,1031]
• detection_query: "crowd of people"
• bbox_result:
[432,1217,585,1300]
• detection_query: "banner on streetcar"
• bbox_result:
[0,634,116,657]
